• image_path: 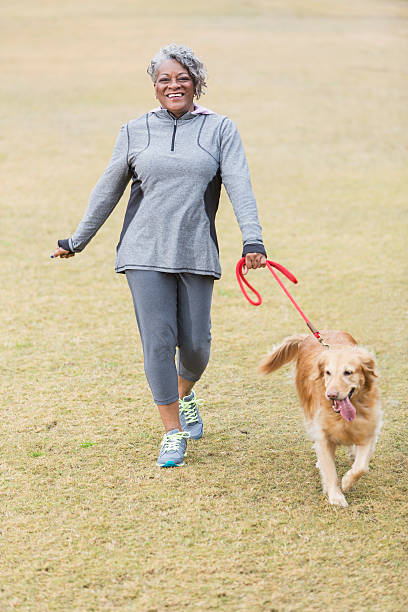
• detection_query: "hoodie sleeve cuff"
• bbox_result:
[58,239,74,253]
[242,243,267,258]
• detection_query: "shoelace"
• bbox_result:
[161,431,190,453]
[179,397,201,424]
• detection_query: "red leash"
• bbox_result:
[236,257,328,345]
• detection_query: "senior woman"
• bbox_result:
[53,44,267,467]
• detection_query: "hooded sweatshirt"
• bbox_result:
[61,106,266,279]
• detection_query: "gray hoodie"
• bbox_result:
[63,107,266,278]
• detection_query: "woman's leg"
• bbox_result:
[178,376,195,400]
[177,273,214,389]
[126,270,181,432]
[176,274,214,440]
[157,401,181,432]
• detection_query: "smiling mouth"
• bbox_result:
[167,93,184,98]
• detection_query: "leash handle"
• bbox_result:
[235,258,261,305]
[235,258,297,306]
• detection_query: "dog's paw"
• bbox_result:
[342,468,367,492]
[342,471,355,492]
[328,490,348,507]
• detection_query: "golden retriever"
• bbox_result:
[259,331,382,507]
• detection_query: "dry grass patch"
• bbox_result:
[1,0,407,610]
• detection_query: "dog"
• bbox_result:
[259,331,382,507]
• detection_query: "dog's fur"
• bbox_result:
[259,331,382,507]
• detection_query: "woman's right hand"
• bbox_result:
[51,245,75,259]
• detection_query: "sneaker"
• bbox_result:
[156,429,189,467]
[179,391,203,440]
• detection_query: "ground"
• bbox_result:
[1,0,407,609]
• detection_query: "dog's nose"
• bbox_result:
[326,390,339,400]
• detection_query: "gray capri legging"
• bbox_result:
[126,270,214,405]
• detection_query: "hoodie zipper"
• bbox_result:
[171,119,177,151]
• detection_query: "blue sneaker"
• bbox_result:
[179,391,203,440]
[156,429,189,467]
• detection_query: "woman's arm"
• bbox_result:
[55,124,132,256]
[219,118,267,268]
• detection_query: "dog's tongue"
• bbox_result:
[336,397,356,422]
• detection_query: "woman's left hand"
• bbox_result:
[243,252,267,273]
[51,245,75,259]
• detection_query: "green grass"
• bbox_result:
[1,0,407,609]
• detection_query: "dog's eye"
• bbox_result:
[344,370,352,376]
[325,370,331,376]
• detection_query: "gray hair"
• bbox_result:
[147,44,207,99]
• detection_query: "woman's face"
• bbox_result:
[154,59,195,118]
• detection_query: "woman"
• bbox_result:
[53,44,267,467]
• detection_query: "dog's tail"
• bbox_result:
[258,334,307,374]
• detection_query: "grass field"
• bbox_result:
[1,0,408,609]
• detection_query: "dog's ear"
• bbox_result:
[358,349,379,379]
[313,353,327,381]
